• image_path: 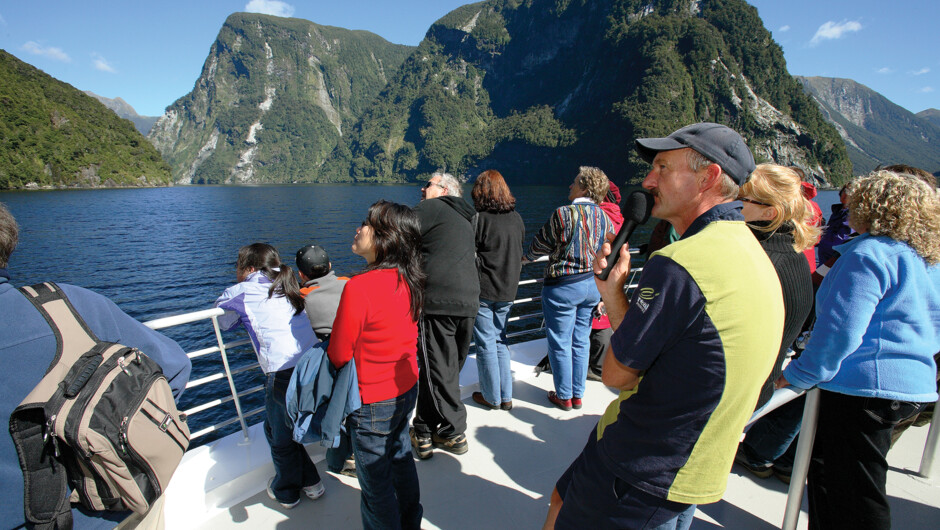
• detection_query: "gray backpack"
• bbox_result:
[9,282,190,528]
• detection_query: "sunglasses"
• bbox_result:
[739,197,771,207]
[422,180,445,190]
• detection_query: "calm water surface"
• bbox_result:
[0,184,840,443]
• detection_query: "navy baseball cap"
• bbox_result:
[296,245,331,279]
[635,122,756,185]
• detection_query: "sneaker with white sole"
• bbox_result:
[303,481,325,500]
[266,477,300,509]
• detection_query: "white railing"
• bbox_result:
[140,255,939,530]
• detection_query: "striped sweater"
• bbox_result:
[526,197,613,281]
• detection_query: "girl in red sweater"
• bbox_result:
[328,200,426,529]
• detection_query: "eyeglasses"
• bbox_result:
[422,180,445,190]
[739,197,771,207]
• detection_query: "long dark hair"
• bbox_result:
[236,243,305,315]
[359,200,426,320]
[471,170,516,213]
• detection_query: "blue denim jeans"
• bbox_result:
[741,396,805,467]
[473,299,514,405]
[542,276,600,400]
[264,368,321,504]
[348,384,422,530]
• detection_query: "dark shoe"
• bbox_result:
[410,427,433,460]
[586,370,603,382]
[571,397,583,409]
[734,445,773,478]
[340,457,357,478]
[472,391,498,410]
[772,464,792,484]
[500,400,513,411]
[432,432,469,455]
[547,391,572,411]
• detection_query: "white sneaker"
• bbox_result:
[303,481,326,500]
[266,477,300,509]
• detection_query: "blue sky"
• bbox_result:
[0,1,937,117]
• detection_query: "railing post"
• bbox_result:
[782,388,820,530]
[211,315,251,442]
[918,394,940,478]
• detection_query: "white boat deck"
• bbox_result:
[164,339,940,529]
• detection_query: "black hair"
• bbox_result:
[236,243,305,315]
[359,200,426,320]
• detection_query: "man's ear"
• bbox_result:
[700,163,723,190]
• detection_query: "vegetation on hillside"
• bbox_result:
[149,13,414,184]
[323,0,852,186]
[0,50,172,189]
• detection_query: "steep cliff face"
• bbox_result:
[328,0,851,186]
[148,13,413,184]
[797,76,940,175]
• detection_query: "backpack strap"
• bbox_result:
[10,282,100,529]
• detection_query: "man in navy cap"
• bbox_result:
[544,123,785,529]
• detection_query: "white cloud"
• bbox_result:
[0,13,6,25]
[92,53,116,73]
[919,87,935,93]
[244,0,295,17]
[810,20,862,46]
[876,67,893,74]
[911,67,930,76]
[778,25,790,32]
[21,41,71,62]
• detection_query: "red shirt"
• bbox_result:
[327,268,419,404]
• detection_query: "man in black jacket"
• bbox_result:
[410,172,480,458]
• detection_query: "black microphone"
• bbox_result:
[597,190,654,281]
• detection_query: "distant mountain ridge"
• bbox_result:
[0,50,172,189]
[917,108,940,129]
[147,13,414,184]
[796,76,940,176]
[85,92,159,135]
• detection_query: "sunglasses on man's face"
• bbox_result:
[422,180,444,190]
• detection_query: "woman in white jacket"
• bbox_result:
[215,243,323,509]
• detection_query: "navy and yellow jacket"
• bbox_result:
[596,203,784,505]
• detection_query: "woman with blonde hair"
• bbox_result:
[779,171,940,529]
[733,164,820,480]
[525,166,613,411]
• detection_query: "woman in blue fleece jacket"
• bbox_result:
[779,171,940,530]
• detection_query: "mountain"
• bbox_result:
[148,13,414,184]
[85,92,159,135]
[797,76,940,176]
[325,0,851,187]
[0,50,172,189]
[917,108,940,129]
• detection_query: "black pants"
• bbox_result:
[588,327,611,376]
[808,391,926,530]
[413,314,473,438]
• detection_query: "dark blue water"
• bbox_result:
[0,184,840,444]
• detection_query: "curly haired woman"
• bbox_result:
[525,166,613,411]
[778,171,940,529]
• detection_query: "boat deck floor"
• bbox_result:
[191,373,939,529]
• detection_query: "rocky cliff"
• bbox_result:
[326,0,851,186]
[797,76,940,175]
[148,13,414,184]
